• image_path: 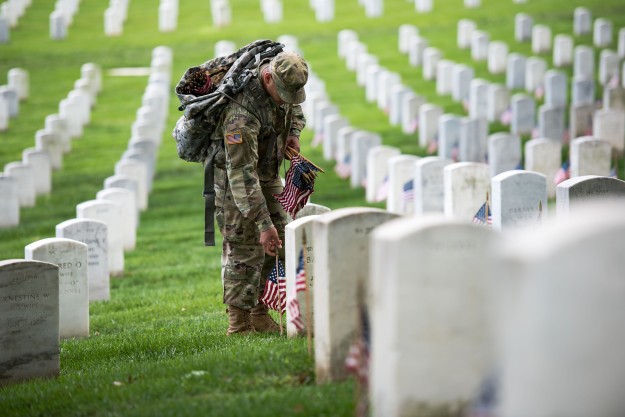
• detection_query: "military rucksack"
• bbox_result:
[173,39,284,163]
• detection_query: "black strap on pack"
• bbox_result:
[203,144,221,246]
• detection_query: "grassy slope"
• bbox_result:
[1,0,624,415]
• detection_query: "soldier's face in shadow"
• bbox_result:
[261,68,286,106]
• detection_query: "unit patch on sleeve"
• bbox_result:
[226,131,243,145]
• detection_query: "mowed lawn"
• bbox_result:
[1,0,624,416]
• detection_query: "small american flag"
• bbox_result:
[274,154,320,218]
[345,302,370,386]
[472,202,492,226]
[260,259,286,313]
[311,132,324,148]
[427,140,438,155]
[334,154,352,179]
[554,161,570,185]
[451,145,459,162]
[534,84,544,100]
[295,248,307,292]
[402,179,414,203]
[287,298,304,330]
[499,108,512,126]
[466,373,499,417]
[374,175,389,202]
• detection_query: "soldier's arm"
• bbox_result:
[286,104,306,153]
[289,104,306,138]
[222,111,273,232]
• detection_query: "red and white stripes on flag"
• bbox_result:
[260,259,286,313]
[274,154,319,218]
[287,298,305,330]
[287,249,308,331]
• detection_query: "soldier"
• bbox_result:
[211,50,308,334]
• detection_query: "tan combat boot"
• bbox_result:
[250,303,281,333]
[226,305,254,335]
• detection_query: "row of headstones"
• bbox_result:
[396,18,625,139]
[0,63,103,227]
[0,46,172,386]
[104,0,129,37]
[49,0,80,40]
[405,18,625,89]
[0,67,27,131]
[357,0,518,17]
[366,141,617,222]
[413,0,527,14]
[283,196,625,416]
[331,24,623,197]
[80,45,172,275]
[338,23,625,159]
[514,9,625,53]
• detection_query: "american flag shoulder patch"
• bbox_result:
[226,131,243,145]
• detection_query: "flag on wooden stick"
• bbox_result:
[287,249,307,331]
[274,147,323,218]
[473,192,492,226]
[260,258,286,313]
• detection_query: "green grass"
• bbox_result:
[1,0,625,415]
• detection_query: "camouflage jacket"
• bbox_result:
[212,60,306,232]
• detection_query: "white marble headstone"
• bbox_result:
[524,138,561,198]
[413,157,453,215]
[22,148,51,196]
[0,174,19,227]
[497,204,625,417]
[285,215,318,337]
[387,155,420,215]
[570,136,611,178]
[443,162,490,220]
[488,133,522,177]
[366,145,401,203]
[370,216,497,417]
[313,208,399,383]
[56,218,110,302]
[556,176,625,218]
[491,170,547,230]
[0,260,59,386]
[4,162,35,207]
[96,188,137,250]
[77,200,124,276]
[25,238,89,339]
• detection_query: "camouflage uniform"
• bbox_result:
[212,58,306,310]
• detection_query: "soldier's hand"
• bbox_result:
[286,135,300,157]
[260,226,282,256]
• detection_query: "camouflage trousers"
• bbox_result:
[215,175,288,310]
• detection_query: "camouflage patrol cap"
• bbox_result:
[270,51,309,104]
